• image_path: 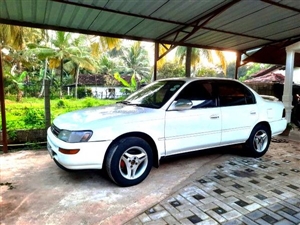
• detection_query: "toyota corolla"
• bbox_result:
[47,78,287,186]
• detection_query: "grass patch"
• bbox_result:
[1,97,118,130]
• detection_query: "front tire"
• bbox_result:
[244,124,271,158]
[105,137,153,187]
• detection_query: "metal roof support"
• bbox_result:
[283,41,300,122]
[234,52,241,79]
[153,42,159,81]
[186,47,191,77]
[0,50,8,153]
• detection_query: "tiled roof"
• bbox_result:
[78,74,106,86]
[245,73,285,84]
[77,74,132,86]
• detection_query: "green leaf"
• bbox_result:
[114,72,130,87]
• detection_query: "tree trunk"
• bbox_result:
[75,65,80,99]
[59,59,63,99]
[38,58,48,98]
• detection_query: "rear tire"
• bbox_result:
[244,124,271,158]
[105,137,153,187]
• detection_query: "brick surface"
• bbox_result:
[125,140,300,225]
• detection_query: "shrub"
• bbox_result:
[23,108,45,129]
[56,100,67,108]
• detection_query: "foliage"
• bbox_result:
[114,72,137,94]
[226,62,248,79]
[175,46,227,74]
[76,87,92,99]
[0,98,117,131]
[157,62,185,79]
[23,108,45,129]
[239,63,272,82]
[195,67,222,77]
[56,99,67,108]
[120,42,151,81]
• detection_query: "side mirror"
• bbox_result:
[174,99,193,110]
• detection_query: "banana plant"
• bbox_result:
[114,72,137,94]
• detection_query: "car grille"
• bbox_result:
[51,125,61,137]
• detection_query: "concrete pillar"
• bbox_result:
[283,41,300,122]
[283,50,294,122]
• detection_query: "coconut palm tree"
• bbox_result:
[175,46,227,76]
[1,25,48,98]
[0,24,46,50]
[25,31,96,98]
[120,42,151,83]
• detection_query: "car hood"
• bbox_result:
[53,103,160,130]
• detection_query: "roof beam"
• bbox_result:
[157,0,240,42]
[261,0,300,13]
[51,0,187,26]
[154,0,242,60]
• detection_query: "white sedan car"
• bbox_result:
[47,78,287,186]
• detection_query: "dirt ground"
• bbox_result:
[0,134,299,225]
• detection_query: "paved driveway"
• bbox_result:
[1,132,299,225]
[126,137,300,225]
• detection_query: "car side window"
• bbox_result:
[217,81,256,107]
[175,81,216,108]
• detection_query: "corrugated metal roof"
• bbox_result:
[0,0,300,53]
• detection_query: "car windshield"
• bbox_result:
[121,80,185,108]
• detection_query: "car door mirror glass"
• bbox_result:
[169,99,193,110]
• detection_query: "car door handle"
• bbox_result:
[210,114,219,119]
[250,111,257,115]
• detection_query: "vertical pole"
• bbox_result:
[44,79,51,129]
[282,50,294,123]
[234,51,241,79]
[153,42,159,81]
[186,47,192,77]
[0,50,8,153]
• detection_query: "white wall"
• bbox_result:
[89,86,126,99]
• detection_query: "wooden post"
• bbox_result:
[153,42,159,81]
[44,79,51,129]
[186,47,192,77]
[0,50,8,153]
[234,51,241,79]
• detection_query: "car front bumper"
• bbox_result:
[47,128,112,170]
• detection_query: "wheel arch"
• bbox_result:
[104,132,159,168]
[253,121,271,135]
[246,121,271,144]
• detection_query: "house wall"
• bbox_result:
[89,86,126,99]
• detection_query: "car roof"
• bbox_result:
[157,77,239,83]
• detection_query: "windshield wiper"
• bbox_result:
[117,100,131,105]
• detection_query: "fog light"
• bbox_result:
[59,148,80,154]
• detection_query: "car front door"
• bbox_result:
[164,81,221,155]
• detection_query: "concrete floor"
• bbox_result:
[0,146,232,225]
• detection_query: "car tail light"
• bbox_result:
[59,148,80,154]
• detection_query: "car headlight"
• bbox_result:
[58,130,93,143]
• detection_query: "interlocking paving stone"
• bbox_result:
[254,194,267,201]
[187,215,202,223]
[277,210,300,224]
[126,142,300,225]
[235,200,249,207]
[261,214,278,223]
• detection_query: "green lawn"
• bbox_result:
[1,97,117,131]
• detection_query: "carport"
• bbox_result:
[1,0,300,152]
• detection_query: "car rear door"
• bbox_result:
[164,81,221,155]
[216,80,259,145]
